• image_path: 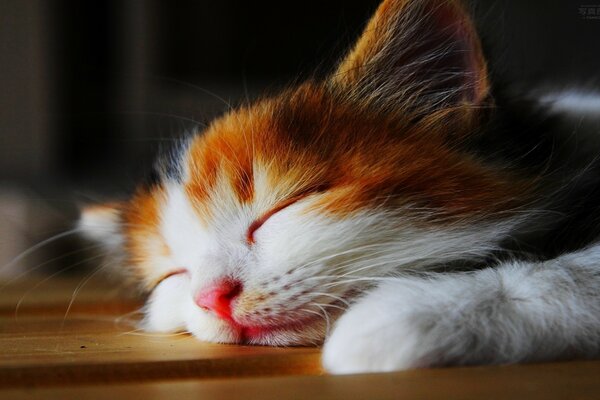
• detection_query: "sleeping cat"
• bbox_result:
[80,0,600,373]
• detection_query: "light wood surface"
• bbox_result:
[0,277,321,388]
[1,276,600,399]
[4,361,600,400]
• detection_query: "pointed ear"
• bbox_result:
[78,202,124,250]
[331,0,489,113]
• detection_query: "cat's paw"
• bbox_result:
[322,304,424,374]
[322,280,465,374]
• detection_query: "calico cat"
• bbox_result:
[80,0,600,373]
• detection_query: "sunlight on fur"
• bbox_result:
[75,0,600,374]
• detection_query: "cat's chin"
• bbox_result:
[188,313,330,347]
[233,301,351,346]
[194,299,348,346]
[236,317,326,346]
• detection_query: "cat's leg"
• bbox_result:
[322,244,600,374]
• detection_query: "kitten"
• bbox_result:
[80,0,600,374]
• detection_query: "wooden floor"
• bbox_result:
[1,276,600,399]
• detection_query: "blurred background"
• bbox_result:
[1,0,599,278]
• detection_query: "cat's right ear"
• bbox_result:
[330,0,490,114]
[79,202,124,250]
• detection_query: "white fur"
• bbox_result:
[143,273,190,333]
[76,0,600,374]
[139,189,600,372]
[79,206,123,250]
[79,146,600,373]
[125,163,524,348]
[160,183,213,277]
[323,244,600,373]
[82,165,600,372]
[539,90,600,116]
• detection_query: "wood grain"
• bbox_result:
[0,277,322,387]
[0,275,139,316]
[1,276,600,399]
[3,361,600,400]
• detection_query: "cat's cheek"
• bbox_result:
[141,274,190,333]
[184,303,242,344]
[142,275,241,343]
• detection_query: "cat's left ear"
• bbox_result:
[330,0,490,113]
[78,202,124,250]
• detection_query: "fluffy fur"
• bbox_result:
[80,0,600,374]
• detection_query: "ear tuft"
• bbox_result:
[79,202,124,250]
[331,0,490,113]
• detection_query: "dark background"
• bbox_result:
[0,1,599,274]
[2,1,600,191]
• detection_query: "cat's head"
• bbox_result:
[79,0,528,345]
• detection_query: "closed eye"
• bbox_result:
[246,197,300,245]
[246,184,331,245]
[153,268,189,289]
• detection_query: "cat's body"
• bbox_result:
[80,0,600,373]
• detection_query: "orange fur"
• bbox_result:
[132,81,527,228]
[122,185,170,288]
[333,0,490,110]
[93,0,536,289]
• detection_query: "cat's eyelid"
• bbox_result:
[152,268,189,289]
[246,185,330,245]
[246,197,300,245]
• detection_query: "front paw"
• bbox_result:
[322,282,465,374]
[322,304,422,373]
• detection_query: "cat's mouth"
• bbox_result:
[228,299,350,346]
[236,317,321,345]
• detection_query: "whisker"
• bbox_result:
[12,252,108,319]
[61,259,118,326]
[311,303,331,336]
[148,75,234,111]
[0,243,106,290]
[113,307,146,330]
[314,301,347,312]
[118,329,191,338]
[309,291,350,307]
[322,276,401,289]
[1,227,84,273]
[294,243,388,272]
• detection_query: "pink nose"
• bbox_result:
[194,279,242,320]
